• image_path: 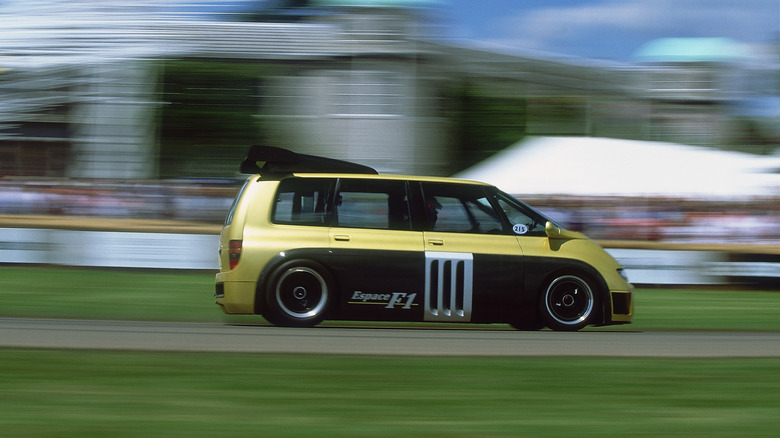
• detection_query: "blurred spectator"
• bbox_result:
[1,179,778,245]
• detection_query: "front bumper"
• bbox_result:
[608,289,634,323]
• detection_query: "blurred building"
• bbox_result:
[633,37,780,153]
[1,0,778,179]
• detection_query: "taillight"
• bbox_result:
[228,240,242,270]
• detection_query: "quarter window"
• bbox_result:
[224,178,250,226]
[495,192,548,236]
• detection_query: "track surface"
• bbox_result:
[3,318,780,357]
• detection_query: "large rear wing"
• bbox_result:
[240,145,378,175]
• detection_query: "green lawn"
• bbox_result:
[1,266,219,322]
[2,266,779,438]
[2,350,779,438]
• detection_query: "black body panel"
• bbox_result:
[255,248,608,325]
[329,249,425,321]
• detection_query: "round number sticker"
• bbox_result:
[513,224,528,235]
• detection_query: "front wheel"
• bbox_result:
[264,260,332,327]
[539,274,596,331]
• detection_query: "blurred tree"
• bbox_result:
[159,60,271,178]
[447,82,527,173]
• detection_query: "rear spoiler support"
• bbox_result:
[240,145,378,175]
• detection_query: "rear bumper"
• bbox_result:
[214,275,257,314]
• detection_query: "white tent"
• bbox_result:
[455,136,780,198]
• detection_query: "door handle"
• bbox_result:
[334,234,351,242]
[427,239,444,246]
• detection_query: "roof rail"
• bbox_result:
[239,145,378,175]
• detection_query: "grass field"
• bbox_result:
[2,350,780,438]
[2,266,780,437]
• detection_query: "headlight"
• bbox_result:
[617,268,629,282]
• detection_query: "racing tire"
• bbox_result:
[539,274,597,331]
[264,260,332,327]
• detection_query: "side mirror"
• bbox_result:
[545,221,580,240]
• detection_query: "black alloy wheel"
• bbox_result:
[265,260,332,327]
[539,274,596,331]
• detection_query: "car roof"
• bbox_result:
[264,172,493,187]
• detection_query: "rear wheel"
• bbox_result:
[539,274,596,331]
[264,260,332,327]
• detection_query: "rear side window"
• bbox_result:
[272,178,335,226]
[334,179,411,230]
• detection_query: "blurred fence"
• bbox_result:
[0,227,218,270]
[1,226,778,286]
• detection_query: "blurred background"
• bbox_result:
[1,0,778,283]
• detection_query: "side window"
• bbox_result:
[334,179,411,230]
[272,178,334,226]
[495,192,548,236]
[420,183,504,234]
